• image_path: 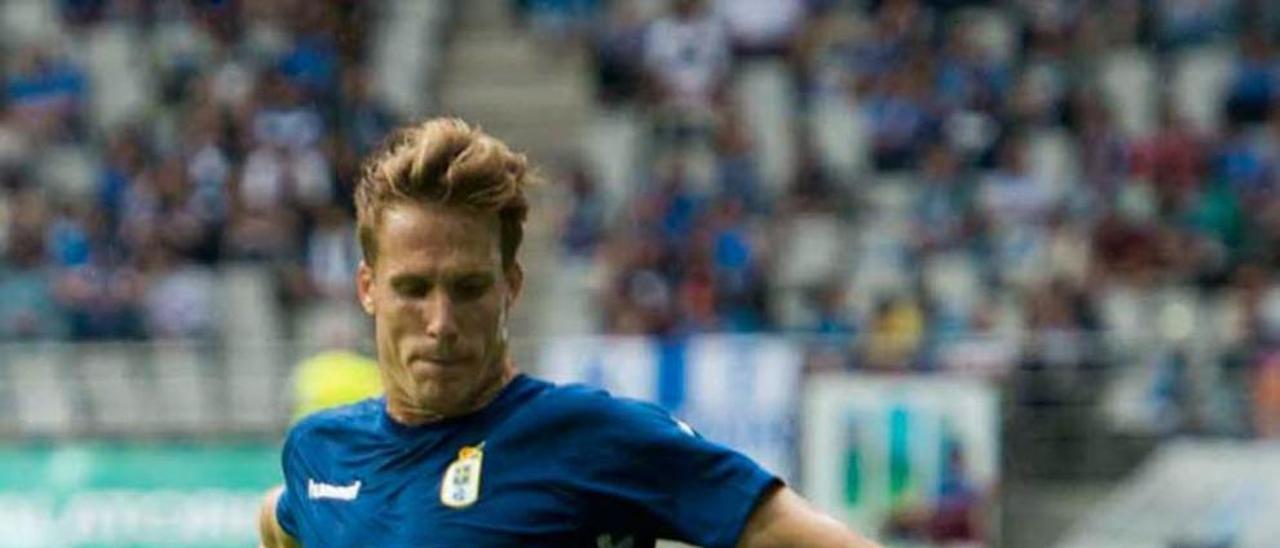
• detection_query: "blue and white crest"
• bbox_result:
[440,443,484,508]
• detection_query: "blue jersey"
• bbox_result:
[276,374,779,547]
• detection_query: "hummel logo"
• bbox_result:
[308,479,361,501]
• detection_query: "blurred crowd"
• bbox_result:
[0,0,395,340]
[11,0,1280,440]
[539,0,1280,438]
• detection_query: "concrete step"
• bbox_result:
[441,86,589,120]
[443,117,585,149]
[446,55,585,88]
[446,30,587,67]
[441,103,587,125]
[447,45,536,72]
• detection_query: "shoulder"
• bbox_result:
[527,381,641,417]
[285,397,384,450]
[518,380,688,441]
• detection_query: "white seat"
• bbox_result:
[1026,128,1080,200]
[808,92,868,182]
[218,264,287,430]
[226,344,288,432]
[864,174,918,223]
[582,109,644,219]
[80,344,152,433]
[775,213,845,289]
[922,252,982,314]
[849,220,909,298]
[0,1,63,49]
[732,60,796,198]
[1099,48,1157,137]
[372,0,443,116]
[1207,291,1245,347]
[957,7,1016,64]
[1153,288,1201,344]
[1098,285,1150,347]
[991,224,1049,289]
[150,19,214,74]
[152,342,214,432]
[218,264,284,344]
[1172,45,1234,134]
[36,144,98,203]
[10,347,76,437]
[79,24,155,133]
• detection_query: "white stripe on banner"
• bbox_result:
[684,336,800,483]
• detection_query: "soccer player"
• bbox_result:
[257,118,879,547]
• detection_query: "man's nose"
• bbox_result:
[424,291,459,347]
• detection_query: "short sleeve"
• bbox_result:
[275,425,308,540]
[275,485,301,538]
[561,393,781,548]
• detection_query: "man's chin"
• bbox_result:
[410,378,480,416]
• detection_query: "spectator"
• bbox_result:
[1131,104,1208,208]
[714,110,764,212]
[140,246,216,339]
[54,249,147,340]
[978,136,1055,226]
[4,45,85,142]
[336,66,395,158]
[911,144,974,253]
[590,2,649,105]
[642,0,731,112]
[1225,30,1275,126]
[1154,0,1234,49]
[861,295,926,371]
[560,165,607,258]
[1071,92,1129,199]
[707,196,769,331]
[865,57,936,170]
[712,0,807,57]
[305,205,359,300]
[0,233,67,340]
[523,0,603,40]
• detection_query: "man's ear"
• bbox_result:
[357,260,375,315]
[504,262,524,308]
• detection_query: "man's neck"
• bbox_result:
[386,362,518,427]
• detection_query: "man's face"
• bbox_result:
[357,202,522,418]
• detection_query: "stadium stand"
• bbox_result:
[7,0,1280,545]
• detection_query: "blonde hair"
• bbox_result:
[355,117,533,268]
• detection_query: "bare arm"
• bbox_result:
[737,485,882,548]
[258,485,300,548]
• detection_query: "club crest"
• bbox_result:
[440,443,484,508]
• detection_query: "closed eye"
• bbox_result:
[453,276,493,301]
[391,277,430,298]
